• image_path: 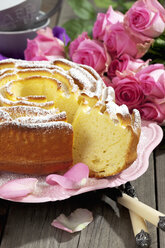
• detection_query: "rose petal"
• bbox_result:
[0,178,38,199]
[46,174,76,189]
[64,163,89,182]
[46,163,89,189]
[51,208,93,233]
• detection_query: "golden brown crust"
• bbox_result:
[0,123,73,175]
[0,161,72,175]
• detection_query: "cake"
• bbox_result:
[72,102,140,177]
[0,58,141,177]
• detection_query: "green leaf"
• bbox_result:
[158,0,165,6]
[94,0,117,9]
[123,1,134,10]
[150,58,165,65]
[154,38,165,47]
[82,20,95,36]
[158,31,165,40]
[68,0,96,20]
[62,19,84,41]
[62,18,95,41]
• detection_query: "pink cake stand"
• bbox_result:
[0,121,163,203]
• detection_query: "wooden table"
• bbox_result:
[0,1,165,247]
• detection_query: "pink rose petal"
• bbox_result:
[46,174,76,189]
[0,178,38,199]
[51,208,93,233]
[46,163,89,189]
[64,163,89,182]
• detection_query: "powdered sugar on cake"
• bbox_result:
[0,58,141,133]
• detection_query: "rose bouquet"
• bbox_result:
[67,0,165,125]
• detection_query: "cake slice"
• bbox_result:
[72,102,141,178]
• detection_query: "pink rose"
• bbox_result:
[93,7,124,40]
[106,6,124,23]
[137,101,165,123]
[112,75,145,110]
[108,54,149,78]
[124,0,165,41]
[103,23,149,59]
[108,59,125,78]
[69,38,111,75]
[24,27,65,61]
[135,64,165,123]
[136,64,165,98]
[122,56,149,73]
[69,32,89,59]
[93,13,109,41]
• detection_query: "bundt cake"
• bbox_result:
[0,58,141,177]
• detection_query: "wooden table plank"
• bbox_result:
[0,193,139,248]
[133,154,158,247]
[155,147,165,248]
[0,200,9,245]
[0,200,81,248]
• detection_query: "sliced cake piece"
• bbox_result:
[72,102,141,178]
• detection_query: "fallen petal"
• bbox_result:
[46,174,76,189]
[64,163,89,182]
[0,178,38,199]
[51,208,93,233]
[46,163,89,189]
